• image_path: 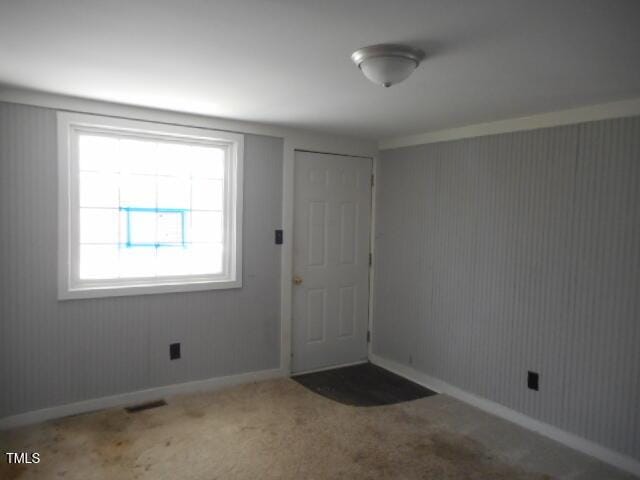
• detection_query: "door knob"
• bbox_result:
[293,275,303,285]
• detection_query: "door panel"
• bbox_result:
[292,151,372,373]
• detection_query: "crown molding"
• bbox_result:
[0,85,376,157]
[379,97,640,150]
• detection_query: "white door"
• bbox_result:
[292,151,372,373]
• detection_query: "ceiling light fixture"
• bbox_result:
[351,44,426,88]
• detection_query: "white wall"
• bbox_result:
[0,88,377,424]
[373,116,640,466]
[0,101,283,418]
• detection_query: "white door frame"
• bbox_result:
[283,148,376,375]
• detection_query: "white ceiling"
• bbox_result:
[1,0,639,140]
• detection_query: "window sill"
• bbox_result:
[58,278,242,300]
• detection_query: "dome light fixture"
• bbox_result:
[351,44,426,88]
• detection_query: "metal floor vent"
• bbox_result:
[125,399,167,413]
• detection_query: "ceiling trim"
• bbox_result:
[379,97,640,150]
[3,85,640,152]
[0,85,376,157]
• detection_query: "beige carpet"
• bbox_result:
[0,378,631,480]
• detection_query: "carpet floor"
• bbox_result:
[0,378,634,480]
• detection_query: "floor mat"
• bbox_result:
[292,362,436,406]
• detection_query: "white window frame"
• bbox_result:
[58,112,243,300]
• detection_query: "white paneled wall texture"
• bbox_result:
[0,102,283,418]
[373,116,640,460]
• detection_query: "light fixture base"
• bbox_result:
[351,44,426,66]
[351,44,426,88]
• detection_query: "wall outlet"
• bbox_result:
[527,371,539,391]
[170,343,181,360]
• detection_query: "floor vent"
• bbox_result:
[125,399,167,413]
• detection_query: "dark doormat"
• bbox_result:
[292,362,437,407]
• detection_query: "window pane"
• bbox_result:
[192,179,224,210]
[156,247,190,276]
[188,243,224,274]
[157,177,190,209]
[156,142,191,178]
[68,123,237,290]
[119,138,157,175]
[80,208,119,244]
[188,145,225,179]
[79,135,120,172]
[120,174,156,208]
[126,210,157,246]
[118,247,156,278]
[188,211,223,243]
[157,211,184,246]
[79,172,119,208]
[79,245,119,279]
[119,210,129,245]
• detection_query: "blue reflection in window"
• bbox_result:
[120,207,187,248]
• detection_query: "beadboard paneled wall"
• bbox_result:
[0,102,283,418]
[373,116,640,460]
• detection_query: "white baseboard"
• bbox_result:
[370,353,640,478]
[0,367,285,431]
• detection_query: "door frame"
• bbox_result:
[285,149,376,375]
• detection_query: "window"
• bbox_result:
[58,113,243,299]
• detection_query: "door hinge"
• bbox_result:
[371,174,375,187]
[369,253,372,266]
[366,331,371,343]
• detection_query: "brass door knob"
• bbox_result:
[293,275,303,285]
